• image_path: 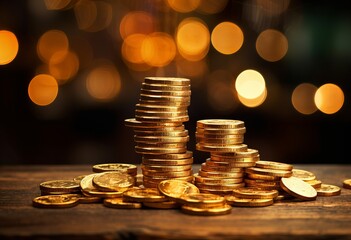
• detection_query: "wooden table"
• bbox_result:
[1,164,351,240]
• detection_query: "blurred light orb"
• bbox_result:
[256,0,290,16]
[237,87,267,107]
[256,29,288,62]
[44,0,73,10]
[291,83,318,115]
[0,30,19,65]
[86,63,121,101]
[167,0,200,13]
[314,83,344,114]
[235,69,266,99]
[196,0,228,14]
[37,30,69,63]
[211,22,244,55]
[120,11,155,40]
[28,74,59,106]
[176,18,210,61]
[49,50,79,84]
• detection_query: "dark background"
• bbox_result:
[1,0,350,165]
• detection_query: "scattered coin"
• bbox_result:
[123,188,166,203]
[280,177,317,201]
[32,194,80,208]
[92,171,135,192]
[343,179,351,190]
[181,204,232,216]
[103,198,142,209]
[292,169,316,181]
[316,184,341,196]
[158,179,199,201]
[39,180,80,194]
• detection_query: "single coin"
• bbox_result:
[201,162,244,172]
[196,127,246,135]
[135,146,187,155]
[198,170,244,178]
[196,143,247,153]
[140,89,191,97]
[204,159,256,168]
[92,163,137,174]
[196,182,245,191]
[32,194,80,208]
[305,179,322,189]
[316,184,341,196]
[245,167,292,178]
[135,129,188,137]
[210,155,259,163]
[158,179,200,201]
[143,201,180,209]
[181,204,232,216]
[39,180,80,193]
[134,135,189,143]
[135,115,189,123]
[197,119,245,129]
[246,173,281,181]
[80,174,124,198]
[123,188,166,203]
[199,188,234,196]
[142,151,193,160]
[135,109,188,118]
[254,160,293,171]
[142,157,193,166]
[211,148,259,158]
[144,77,190,86]
[124,118,182,128]
[92,172,135,192]
[178,193,225,208]
[142,169,192,178]
[280,177,317,201]
[343,179,351,189]
[73,175,87,184]
[292,169,316,181]
[225,196,274,207]
[141,164,192,172]
[76,194,102,204]
[232,188,279,199]
[103,198,142,209]
[194,173,243,184]
[141,82,190,91]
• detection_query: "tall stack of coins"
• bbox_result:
[194,119,260,195]
[124,77,194,188]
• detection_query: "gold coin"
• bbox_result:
[178,193,225,208]
[135,109,188,117]
[124,118,182,128]
[181,204,232,216]
[141,164,192,172]
[135,115,189,123]
[80,174,124,198]
[92,163,137,174]
[292,169,316,181]
[142,169,192,178]
[194,173,243,184]
[316,184,341,196]
[198,169,244,178]
[199,189,234,196]
[232,188,279,199]
[246,173,281,181]
[123,188,166,203]
[196,136,244,145]
[140,89,191,97]
[205,159,256,168]
[201,162,245,172]
[73,175,87,184]
[196,143,247,153]
[134,135,189,143]
[39,180,80,193]
[136,142,187,148]
[197,119,245,129]
[142,175,194,183]
[135,103,188,112]
[210,155,259,163]
[244,178,281,187]
[305,179,322,189]
[225,196,274,207]
[142,157,193,166]
[245,167,292,178]
[135,146,187,155]
[32,194,80,208]
[103,198,142,209]
[254,160,293,171]
[139,94,191,102]
[135,129,188,137]
[280,176,317,201]
[144,77,190,86]
[139,99,190,107]
[92,172,135,192]
[141,82,190,91]
[142,151,193,160]
[143,201,180,209]
[158,179,199,201]
[76,194,102,204]
[196,127,246,135]
[196,182,245,191]
[211,148,259,158]
[343,179,351,189]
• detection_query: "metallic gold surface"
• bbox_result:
[316,184,341,196]
[232,188,279,199]
[280,177,317,200]
[158,179,199,201]
[255,160,293,171]
[181,204,232,216]
[225,196,274,207]
[32,194,80,208]
[92,172,135,192]
[103,198,142,209]
[39,180,80,193]
[123,188,166,203]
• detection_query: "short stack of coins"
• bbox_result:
[124,77,194,188]
[194,119,260,195]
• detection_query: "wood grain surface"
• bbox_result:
[0,164,351,240]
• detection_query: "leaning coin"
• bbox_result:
[343,179,351,189]
[316,184,341,196]
[93,171,135,192]
[32,194,80,208]
[39,180,80,193]
[80,174,124,198]
[181,204,232,216]
[280,177,317,201]
[158,179,199,201]
[103,198,142,209]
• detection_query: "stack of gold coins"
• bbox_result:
[245,160,293,193]
[124,77,193,188]
[194,119,260,195]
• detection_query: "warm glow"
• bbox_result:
[235,69,266,99]
[37,30,69,63]
[176,18,210,61]
[237,87,267,107]
[74,0,112,32]
[28,74,59,106]
[49,50,79,84]
[314,83,344,114]
[256,29,288,62]
[0,30,19,65]
[196,0,228,14]
[120,11,155,40]
[291,83,318,115]
[176,59,208,81]
[211,22,244,55]
[121,34,151,71]
[256,0,290,16]
[141,32,176,67]
[86,62,121,101]
[44,0,73,10]
[167,0,200,13]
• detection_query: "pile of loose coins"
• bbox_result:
[194,119,260,195]
[124,77,193,188]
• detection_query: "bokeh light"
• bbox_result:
[86,62,121,101]
[291,83,318,115]
[211,21,244,55]
[119,11,155,40]
[314,83,344,114]
[196,0,228,14]
[28,74,59,106]
[44,0,74,10]
[48,50,79,84]
[237,87,267,107]
[256,29,288,62]
[37,30,69,63]
[0,30,19,65]
[235,69,266,99]
[176,18,210,61]
[166,0,200,13]
[255,0,290,16]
